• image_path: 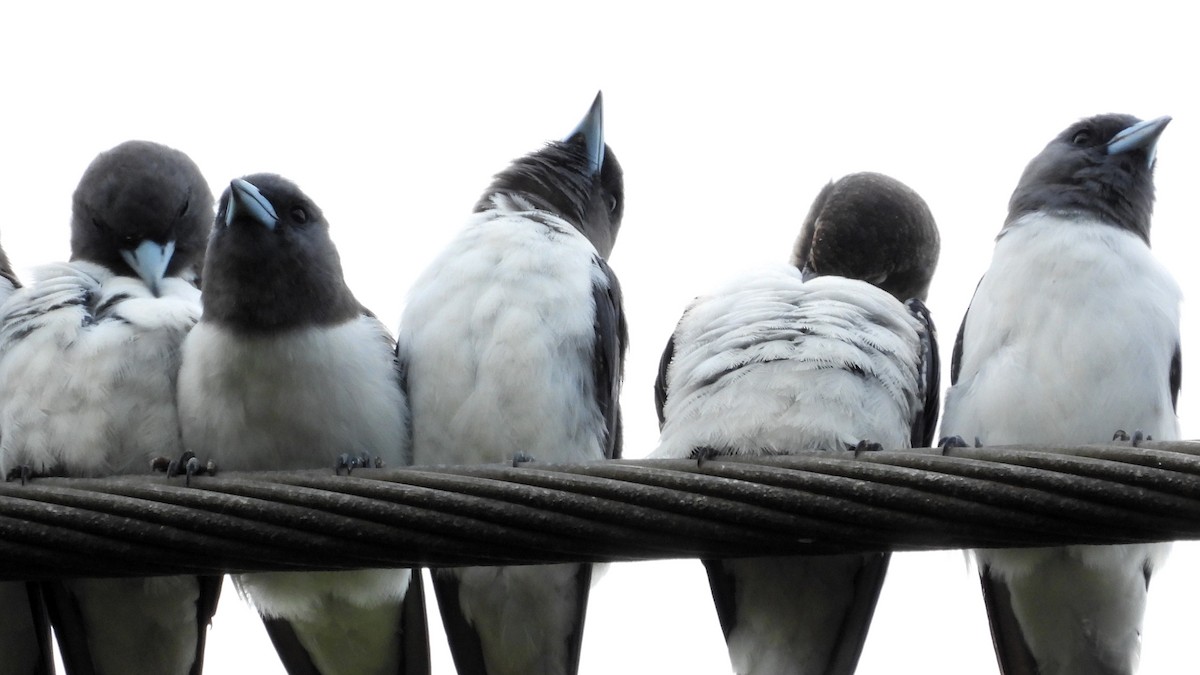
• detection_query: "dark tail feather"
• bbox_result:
[979,567,1041,675]
[400,568,431,675]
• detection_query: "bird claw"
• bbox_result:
[689,446,726,467]
[335,452,382,475]
[4,465,34,485]
[850,439,884,457]
[937,435,981,455]
[153,451,216,487]
[511,452,535,467]
[1113,429,1152,447]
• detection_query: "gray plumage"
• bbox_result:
[177,174,426,675]
[654,172,940,675]
[0,140,220,675]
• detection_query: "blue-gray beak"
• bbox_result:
[227,179,279,230]
[1107,115,1171,168]
[564,91,605,176]
[120,240,175,296]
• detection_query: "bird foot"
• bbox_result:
[511,452,535,467]
[4,465,34,485]
[152,451,216,486]
[335,452,382,475]
[689,446,733,467]
[937,435,982,455]
[849,439,884,458]
[1113,429,1152,447]
[4,463,65,484]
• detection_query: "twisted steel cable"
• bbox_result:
[0,440,1198,580]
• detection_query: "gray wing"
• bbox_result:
[1170,344,1181,412]
[906,299,940,447]
[653,332,675,430]
[591,257,627,459]
[0,582,54,675]
[978,569,1040,675]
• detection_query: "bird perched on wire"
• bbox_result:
[653,172,941,675]
[176,173,428,675]
[940,113,1177,675]
[399,91,626,675]
[0,140,221,675]
[0,247,52,675]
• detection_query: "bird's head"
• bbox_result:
[1007,113,1170,244]
[792,172,940,301]
[70,140,213,295]
[204,173,360,333]
[475,91,624,259]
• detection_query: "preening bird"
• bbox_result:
[176,173,427,675]
[399,92,626,675]
[0,249,51,675]
[0,140,221,675]
[940,114,1178,675]
[653,172,941,675]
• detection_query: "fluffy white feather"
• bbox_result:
[0,261,199,477]
[655,266,925,459]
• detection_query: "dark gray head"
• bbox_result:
[473,91,624,259]
[203,173,361,334]
[1006,114,1170,244]
[70,140,213,294]
[791,172,940,301]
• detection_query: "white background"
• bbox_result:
[2,2,1198,673]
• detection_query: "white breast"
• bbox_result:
[942,214,1181,445]
[0,261,200,477]
[177,315,409,470]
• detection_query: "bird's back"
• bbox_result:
[404,202,611,466]
[655,267,927,459]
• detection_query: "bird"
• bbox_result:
[0,251,53,675]
[398,91,626,675]
[176,173,428,675]
[0,140,222,675]
[652,171,941,675]
[940,113,1177,675]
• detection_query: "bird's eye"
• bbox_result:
[178,199,190,218]
[1072,129,1092,146]
[606,195,618,214]
[291,208,308,224]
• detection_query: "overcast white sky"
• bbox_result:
[2,2,1199,673]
